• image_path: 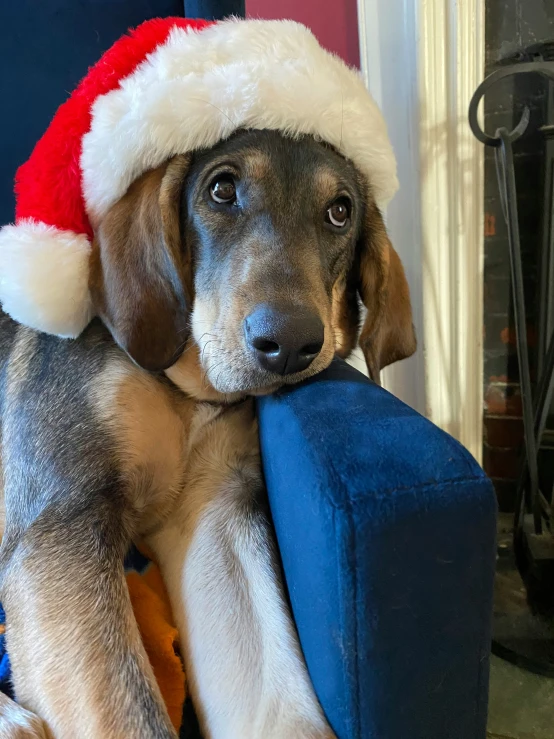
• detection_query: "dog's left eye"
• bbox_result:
[210,176,237,204]
[326,198,351,229]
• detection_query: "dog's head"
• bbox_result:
[90,130,415,396]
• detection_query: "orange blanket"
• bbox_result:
[126,554,186,732]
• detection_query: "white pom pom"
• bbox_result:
[0,220,94,338]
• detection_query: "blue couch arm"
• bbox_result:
[257,358,496,739]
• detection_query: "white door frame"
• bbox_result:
[357,0,485,463]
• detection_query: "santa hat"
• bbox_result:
[0,17,397,339]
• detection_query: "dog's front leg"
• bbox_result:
[148,402,334,739]
[0,504,177,739]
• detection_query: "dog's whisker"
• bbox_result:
[203,354,226,376]
[169,339,188,358]
[179,342,196,355]
[203,356,229,390]
[200,339,221,368]
[212,357,246,392]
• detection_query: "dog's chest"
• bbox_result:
[89,354,258,535]
[89,359,200,529]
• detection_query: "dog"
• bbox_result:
[0,128,415,738]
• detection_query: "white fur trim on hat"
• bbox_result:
[82,19,398,226]
[0,220,93,338]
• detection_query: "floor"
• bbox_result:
[488,656,554,739]
[487,514,554,739]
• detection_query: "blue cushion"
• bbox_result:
[257,358,497,739]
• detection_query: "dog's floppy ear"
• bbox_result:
[357,199,416,383]
[90,155,192,371]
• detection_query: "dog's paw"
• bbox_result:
[0,702,48,739]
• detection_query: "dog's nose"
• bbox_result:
[244,304,324,376]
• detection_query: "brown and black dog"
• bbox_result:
[0,129,415,738]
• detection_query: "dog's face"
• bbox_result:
[185,130,364,394]
[91,130,415,396]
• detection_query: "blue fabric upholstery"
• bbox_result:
[257,358,497,739]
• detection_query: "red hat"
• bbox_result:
[0,17,397,338]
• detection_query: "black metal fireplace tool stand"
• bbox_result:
[469,46,554,675]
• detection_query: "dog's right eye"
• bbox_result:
[210,177,237,204]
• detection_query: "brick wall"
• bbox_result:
[483,0,554,510]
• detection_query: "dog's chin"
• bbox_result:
[205,354,333,396]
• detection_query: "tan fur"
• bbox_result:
[5,328,39,396]
[4,548,168,739]
[90,358,194,534]
[330,279,356,359]
[242,149,271,181]
[91,156,192,371]
[313,168,344,202]
[0,327,40,541]
[358,201,416,382]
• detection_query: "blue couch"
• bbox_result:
[0,3,497,738]
[259,360,496,739]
